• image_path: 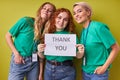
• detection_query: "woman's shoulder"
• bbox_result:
[16,16,32,22]
[91,20,109,30]
[18,16,34,22]
[91,21,106,26]
[24,16,34,21]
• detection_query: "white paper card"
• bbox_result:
[44,34,76,56]
[32,53,38,62]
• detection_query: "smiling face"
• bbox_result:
[40,4,54,20]
[73,5,90,24]
[55,12,69,31]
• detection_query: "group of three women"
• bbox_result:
[6,1,120,80]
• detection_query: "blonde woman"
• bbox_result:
[73,2,120,80]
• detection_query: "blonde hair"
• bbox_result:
[73,2,92,17]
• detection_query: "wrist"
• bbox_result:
[38,50,44,53]
[39,58,44,62]
[38,51,45,59]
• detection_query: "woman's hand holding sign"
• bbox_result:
[76,44,84,59]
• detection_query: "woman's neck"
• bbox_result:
[56,29,64,32]
[83,20,91,28]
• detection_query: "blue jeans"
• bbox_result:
[44,61,76,80]
[82,70,109,80]
[8,54,39,80]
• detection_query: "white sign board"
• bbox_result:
[44,34,76,56]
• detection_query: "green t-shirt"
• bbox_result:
[9,16,34,57]
[80,21,116,73]
[45,30,79,62]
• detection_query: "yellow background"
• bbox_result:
[0,0,120,80]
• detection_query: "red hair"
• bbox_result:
[48,8,76,34]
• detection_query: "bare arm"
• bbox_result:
[5,32,19,55]
[94,42,120,74]
[38,61,44,80]
[37,43,45,80]
[103,42,120,71]
[5,32,24,64]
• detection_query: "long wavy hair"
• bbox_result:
[48,8,76,34]
[34,2,56,41]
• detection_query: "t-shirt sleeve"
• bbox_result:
[9,17,27,37]
[96,24,116,49]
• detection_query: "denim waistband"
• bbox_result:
[47,60,73,66]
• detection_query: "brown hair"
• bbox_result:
[34,2,56,41]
